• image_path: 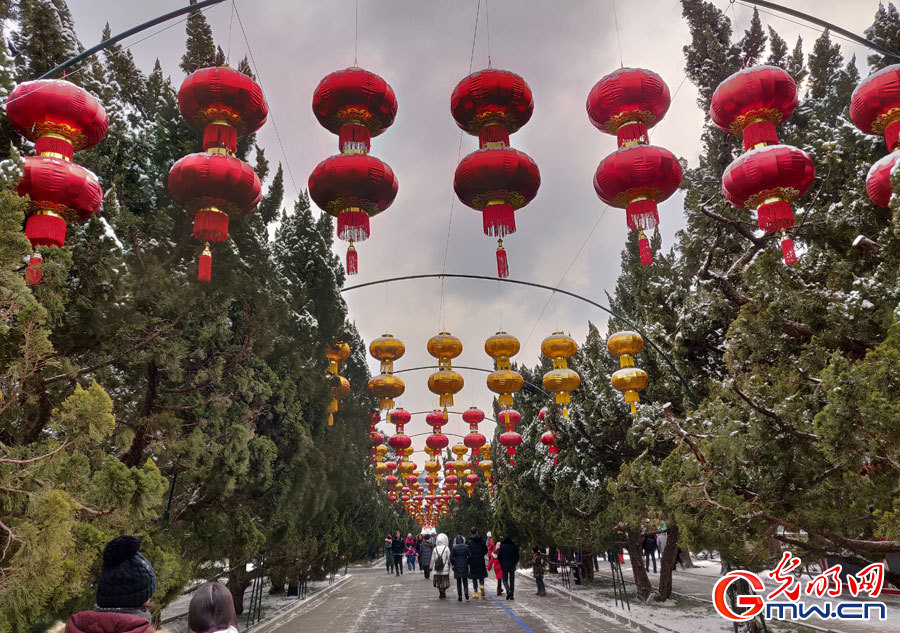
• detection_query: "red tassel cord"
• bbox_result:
[482,201,516,238]
[616,121,649,147]
[637,230,653,266]
[346,242,358,275]
[496,239,509,278]
[339,123,371,154]
[198,243,212,282]
[756,200,794,232]
[478,124,510,148]
[25,212,66,248]
[202,122,238,154]
[25,252,42,286]
[885,118,900,152]
[626,198,659,232]
[35,135,74,160]
[193,208,229,242]
[336,208,371,243]
[781,231,798,266]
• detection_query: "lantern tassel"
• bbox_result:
[25,252,43,286]
[496,239,509,278]
[198,243,212,283]
[781,231,798,266]
[483,202,516,238]
[25,213,66,248]
[346,242,358,275]
[193,209,229,242]
[638,230,653,266]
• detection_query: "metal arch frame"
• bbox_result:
[342,273,699,407]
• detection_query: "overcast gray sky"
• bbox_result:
[67,0,876,459]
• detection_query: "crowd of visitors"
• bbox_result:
[382,528,543,602]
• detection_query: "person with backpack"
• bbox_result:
[430,533,451,599]
[466,527,488,599]
[420,535,435,579]
[498,534,520,600]
[449,534,471,601]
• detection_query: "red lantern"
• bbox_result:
[7,80,108,160]
[593,145,682,265]
[864,152,900,208]
[588,68,679,266]
[178,66,268,153]
[310,67,398,274]
[711,66,814,265]
[850,65,900,152]
[17,157,103,247]
[541,430,559,466]
[462,406,486,458]
[710,66,798,151]
[170,67,267,282]
[586,67,671,147]
[7,80,108,284]
[497,408,522,465]
[721,145,815,264]
[850,65,900,208]
[452,69,539,277]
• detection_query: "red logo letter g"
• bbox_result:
[713,571,765,621]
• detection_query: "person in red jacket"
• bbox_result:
[66,535,157,633]
[487,540,504,596]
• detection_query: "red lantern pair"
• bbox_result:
[850,65,900,209]
[497,408,522,466]
[309,67,399,275]
[7,79,109,284]
[168,67,268,281]
[462,406,487,461]
[452,69,541,278]
[588,68,682,266]
[538,407,559,466]
[711,66,815,265]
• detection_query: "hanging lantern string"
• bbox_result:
[226,0,236,64]
[485,0,492,68]
[232,1,301,196]
[438,0,483,331]
[354,0,359,66]
[611,0,624,69]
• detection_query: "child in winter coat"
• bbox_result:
[531,546,547,596]
[406,545,417,572]
[487,541,504,596]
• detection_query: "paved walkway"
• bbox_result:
[269,566,633,633]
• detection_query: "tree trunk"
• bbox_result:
[680,547,696,569]
[624,530,652,601]
[655,523,680,602]
[581,549,595,582]
[226,564,252,615]
[268,570,285,594]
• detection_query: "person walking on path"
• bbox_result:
[406,543,416,572]
[188,580,238,633]
[384,534,394,574]
[420,535,435,579]
[415,534,424,570]
[487,540,503,596]
[498,534,520,600]
[656,529,668,559]
[431,533,452,599]
[449,534,471,601]
[466,527,488,599]
[65,535,157,633]
[531,546,547,596]
[643,532,658,574]
[391,531,405,576]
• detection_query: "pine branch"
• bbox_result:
[0,441,70,465]
[696,200,767,247]
[729,381,819,441]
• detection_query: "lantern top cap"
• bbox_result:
[709,65,797,135]
[427,332,463,359]
[850,64,900,134]
[541,332,578,358]
[607,330,644,356]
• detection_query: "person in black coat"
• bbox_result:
[497,534,520,600]
[391,530,405,576]
[642,533,658,573]
[420,535,435,579]
[449,534,471,601]
[466,527,488,598]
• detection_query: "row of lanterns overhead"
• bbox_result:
[11,60,900,284]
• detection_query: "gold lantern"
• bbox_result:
[368,334,406,410]
[427,332,465,407]
[485,332,524,407]
[607,331,648,413]
[326,343,351,426]
[541,332,581,418]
